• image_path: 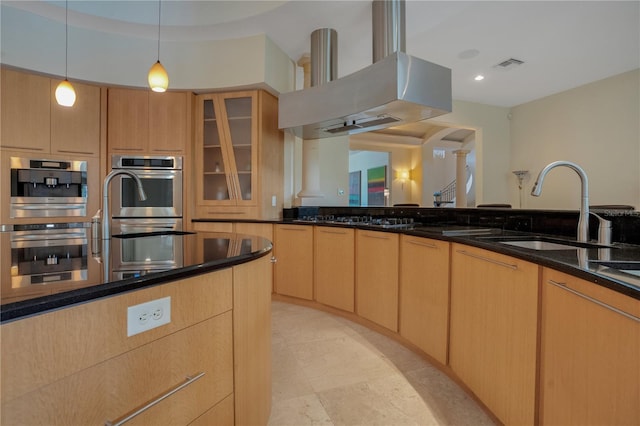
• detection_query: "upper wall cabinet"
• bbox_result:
[1,68,100,157]
[194,90,283,220]
[107,88,189,155]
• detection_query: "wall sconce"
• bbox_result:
[398,169,412,190]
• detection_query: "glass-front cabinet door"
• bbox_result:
[198,91,257,207]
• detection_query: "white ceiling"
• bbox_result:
[3,0,640,107]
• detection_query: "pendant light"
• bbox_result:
[55,0,76,107]
[148,0,169,92]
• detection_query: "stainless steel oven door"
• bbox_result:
[111,169,182,218]
[110,218,183,236]
[111,268,174,282]
[8,227,88,288]
[111,231,183,271]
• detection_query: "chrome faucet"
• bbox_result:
[102,170,146,239]
[531,161,590,242]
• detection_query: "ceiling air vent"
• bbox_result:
[494,58,524,69]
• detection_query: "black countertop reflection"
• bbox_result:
[1,232,272,323]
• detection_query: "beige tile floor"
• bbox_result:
[269,301,496,426]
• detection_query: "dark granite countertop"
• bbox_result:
[0,231,272,323]
[3,212,639,323]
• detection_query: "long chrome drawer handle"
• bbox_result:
[548,280,639,322]
[456,249,518,270]
[362,233,391,240]
[105,372,205,426]
[408,240,437,249]
[320,229,349,235]
[17,204,85,210]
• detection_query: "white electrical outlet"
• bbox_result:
[127,296,171,337]
[271,195,277,207]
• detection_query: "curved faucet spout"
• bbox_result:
[102,170,147,239]
[531,160,589,242]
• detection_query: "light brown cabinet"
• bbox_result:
[450,243,539,426]
[314,226,355,312]
[539,268,640,425]
[194,90,283,220]
[233,255,273,425]
[1,270,234,424]
[356,230,399,331]
[1,254,274,426]
[190,222,273,241]
[273,224,313,300]
[2,314,232,426]
[50,78,101,156]
[107,87,189,154]
[1,68,100,156]
[398,235,449,365]
[234,222,273,241]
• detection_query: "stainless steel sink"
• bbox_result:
[591,261,640,277]
[479,236,612,251]
[499,240,584,250]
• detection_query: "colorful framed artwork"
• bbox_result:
[367,166,386,206]
[349,171,361,206]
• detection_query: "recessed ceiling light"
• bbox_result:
[474,75,485,81]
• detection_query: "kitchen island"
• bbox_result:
[1,231,273,426]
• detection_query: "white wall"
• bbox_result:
[291,136,350,207]
[510,69,640,210]
[434,101,512,206]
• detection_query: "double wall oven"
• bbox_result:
[109,155,185,274]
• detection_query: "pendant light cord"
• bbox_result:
[157,0,162,61]
[64,0,68,78]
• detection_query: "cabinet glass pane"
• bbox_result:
[203,147,225,173]
[238,173,252,200]
[228,119,252,146]
[203,121,220,147]
[225,97,251,118]
[203,99,215,120]
[203,175,230,201]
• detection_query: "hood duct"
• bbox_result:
[279,0,452,140]
[310,28,337,87]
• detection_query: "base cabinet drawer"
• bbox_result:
[190,394,235,426]
[356,230,399,331]
[450,244,538,426]
[540,269,640,425]
[1,313,233,426]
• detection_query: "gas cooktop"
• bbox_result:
[293,215,415,229]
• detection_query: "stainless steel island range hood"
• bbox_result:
[279,0,452,140]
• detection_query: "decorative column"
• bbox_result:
[294,29,337,204]
[454,149,470,207]
[297,139,324,200]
